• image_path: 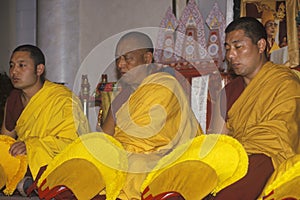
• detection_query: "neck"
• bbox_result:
[243,59,268,86]
[21,80,44,106]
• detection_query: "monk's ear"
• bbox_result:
[144,52,153,64]
[36,64,45,76]
[257,38,267,54]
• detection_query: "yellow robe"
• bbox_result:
[37,73,202,200]
[114,72,202,153]
[227,61,300,169]
[269,41,280,55]
[114,72,203,199]
[16,80,90,179]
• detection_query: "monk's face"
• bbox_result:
[115,49,147,76]
[9,51,43,90]
[225,29,266,82]
[115,37,150,76]
[265,20,278,38]
[115,38,152,86]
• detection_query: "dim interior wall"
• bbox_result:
[1,0,229,85]
[0,0,36,74]
[78,0,228,85]
[78,0,173,84]
[0,0,16,73]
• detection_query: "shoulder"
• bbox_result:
[6,88,22,102]
[266,63,300,83]
[145,71,179,89]
[43,80,73,96]
[261,63,300,95]
[40,81,81,105]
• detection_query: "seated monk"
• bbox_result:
[13,18,300,200]
[34,32,203,199]
[100,32,191,136]
[0,44,90,196]
[213,17,300,199]
[138,17,300,200]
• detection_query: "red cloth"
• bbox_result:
[211,77,274,199]
[208,154,274,200]
[220,76,245,121]
[5,89,24,131]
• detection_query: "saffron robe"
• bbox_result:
[227,61,300,169]
[114,72,202,153]
[15,80,90,179]
[37,73,202,200]
[114,72,203,199]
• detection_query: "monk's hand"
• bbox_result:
[9,141,27,156]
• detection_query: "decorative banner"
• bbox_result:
[175,0,208,62]
[205,7,224,70]
[206,29,224,70]
[206,2,226,50]
[154,6,179,64]
[191,75,209,134]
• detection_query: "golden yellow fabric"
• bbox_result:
[113,72,202,199]
[15,80,90,179]
[260,154,300,199]
[141,160,218,200]
[227,62,300,169]
[141,134,248,196]
[38,73,202,200]
[38,132,127,200]
[285,0,299,67]
[0,135,27,195]
[292,69,300,80]
[40,159,105,200]
[0,165,6,191]
[114,72,202,153]
[269,42,280,54]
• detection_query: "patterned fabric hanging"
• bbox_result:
[154,7,178,64]
[174,0,208,63]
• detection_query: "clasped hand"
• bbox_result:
[9,141,26,156]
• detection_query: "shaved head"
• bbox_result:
[116,32,153,57]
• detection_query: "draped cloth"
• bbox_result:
[37,72,202,200]
[141,134,249,200]
[15,80,90,179]
[37,133,127,200]
[260,154,300,199]
[227,61,300,169]
[269,41,280,54]
[0,135,27,195]
[114,72,202,153]
[114,72,203,199]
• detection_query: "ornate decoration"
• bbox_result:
[174,0,208,63]
[154,7,178,64]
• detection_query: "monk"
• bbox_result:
[0,44,89,195]
[35,32,202,200]
[215,17,300,199]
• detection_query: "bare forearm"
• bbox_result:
[101,108,115,136]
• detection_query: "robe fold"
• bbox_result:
[227,61,300,169]
[37,73,202,200]
[114,72,202,153]
[15,80,90,179]
[114,72,202,199]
